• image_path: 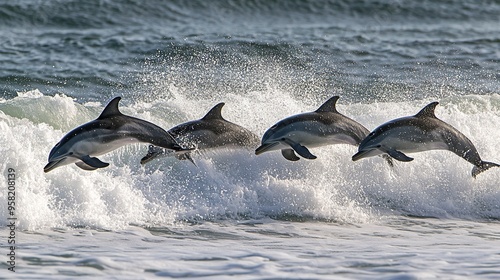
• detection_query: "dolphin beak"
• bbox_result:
[44,159,64,173]
[141,145,195,165]
[352,149,373,161]
[255,142,279,155]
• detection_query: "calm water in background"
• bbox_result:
[1,0,500,278]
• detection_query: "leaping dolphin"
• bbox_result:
[140,102,259,165]
[44,97,187,173]
[255,96,385,162]
[352,102,499,178]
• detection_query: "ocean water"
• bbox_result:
[1,0,500,278]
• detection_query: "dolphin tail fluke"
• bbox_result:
[141,145,174,165]
[175,153,197,166]
[186,154,197,166]
[472,161,500,178]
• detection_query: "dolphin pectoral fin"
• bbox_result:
[472,161,500,178]
[353,148,411,163]
[75,161,98,171]
[44,159,64,173]
[81,155,110,169]
[281,138,317,160]
[384,148,413,162]
[281,149,300,161]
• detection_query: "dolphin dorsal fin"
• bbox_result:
[98,97,123,119]
[315,96,340,113]
[415,102,439,118]
[202,103,225,120]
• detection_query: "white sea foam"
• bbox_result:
[6,219,500,279]
[1,91,499,231]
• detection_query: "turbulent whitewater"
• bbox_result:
[1,0,500,278]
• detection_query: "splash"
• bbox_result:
[1,91,499,230]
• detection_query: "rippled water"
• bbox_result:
[1,0,500,278]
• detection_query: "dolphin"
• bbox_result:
[255,96,385,162]
[140,102,259,165]
[352,102,499,178]
[44,97,187,173]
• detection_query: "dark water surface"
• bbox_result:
[1,0,499,102]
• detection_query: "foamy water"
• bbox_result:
[1,0,500,277]
[1,91,499,232]
[2,90,500,278]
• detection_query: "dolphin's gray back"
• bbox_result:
[430,118,482,166]
[168,119,259,149]
[47,115,180,160]
[97,96,180,150]
[315,95,369,144]
[47,120,115,159]
[322,112,370,144]
[360,112,483,166]
[107,115,180,149]
[266,111,369,145]
[45,96,187,172]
